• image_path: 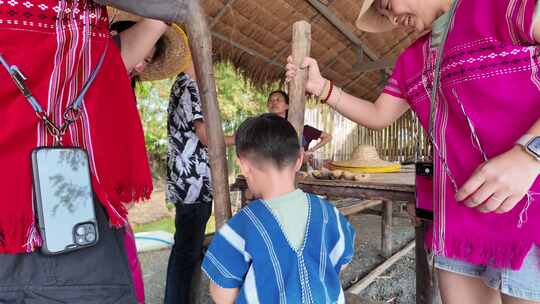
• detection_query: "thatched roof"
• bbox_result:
[203,0,420,101]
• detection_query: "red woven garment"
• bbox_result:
[0,0,153,253]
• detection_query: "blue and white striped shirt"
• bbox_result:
[202,194,356,303]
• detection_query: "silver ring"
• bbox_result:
[491,196,504,203]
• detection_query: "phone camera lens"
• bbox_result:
[85,233,96,243]
[77,236,86,244]
[76,226,86,236]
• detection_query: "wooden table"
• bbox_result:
[231,167,437,304]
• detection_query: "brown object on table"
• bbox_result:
[311,168,331,179]
[287,21,311,140]
[331,170,344,179]
[343,171,356,180]
[354,173,370,181]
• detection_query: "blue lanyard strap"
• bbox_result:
[0,44,108,145]
[0,55,44,113]
[428,1,459,139]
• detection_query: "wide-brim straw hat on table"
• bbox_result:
[331,145,401,173]
[107,8,191,81]
[355,0,396,33]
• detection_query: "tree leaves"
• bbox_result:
[135,62,278,178]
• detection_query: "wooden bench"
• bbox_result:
[333,198,382,217]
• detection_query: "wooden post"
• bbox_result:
[182,2,232,303]
[288,21,311,140]
[183,0,232,229]
[381,200,393,257]
[416,221,441,304]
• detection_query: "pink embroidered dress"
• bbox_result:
[384,0,540,269]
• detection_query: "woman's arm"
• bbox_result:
[308,131,332,153]
[117,19,168,72]
[286,57,410,130]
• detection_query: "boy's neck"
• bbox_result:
[259,171,297,200]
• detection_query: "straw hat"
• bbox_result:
[108,8,191,81]
[355,0,395,33]
[331,145,400,173]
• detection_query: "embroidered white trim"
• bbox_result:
[244,266,260,303]
[220,224,252,263]
[329,207,345,267]
[245,207,287,304]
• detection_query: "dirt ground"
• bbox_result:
[134,195,416,304]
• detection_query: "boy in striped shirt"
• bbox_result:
[202,113,355,303]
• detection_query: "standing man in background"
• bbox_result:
[164,59,234,304]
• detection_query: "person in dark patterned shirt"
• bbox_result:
[164,61,234,304]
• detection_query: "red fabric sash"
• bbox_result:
[0,0,152,253]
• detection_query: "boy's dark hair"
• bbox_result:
[235,113,300,169]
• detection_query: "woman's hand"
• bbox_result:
[285,56,326,96]
[456,146,540,213]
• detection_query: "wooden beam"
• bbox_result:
[288,21,311,139]
[336,199,382,216]
[416,222,441,304]
[305,0,378,60]
[185,0,232,228]
[210,0,239,29]
[381,200,393,257]
[212,31,284,69]
[347,240,415,295]
[269,12,322,66]
[352,58,395,73]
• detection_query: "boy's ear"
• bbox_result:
[294,149,304,172]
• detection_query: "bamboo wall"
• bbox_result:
[304,105,431,163]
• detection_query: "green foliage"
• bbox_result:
[214,62,271,133]
[135,62,277,179]
[135,80,173,178]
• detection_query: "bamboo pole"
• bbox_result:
[184,0,232,228]
[288,21,311,140]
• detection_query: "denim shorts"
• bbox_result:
[435,246,540,301]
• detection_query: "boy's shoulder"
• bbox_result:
[223,199,266,228]
[304,193,339,212]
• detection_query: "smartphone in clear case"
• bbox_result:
[31,147,99,255]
